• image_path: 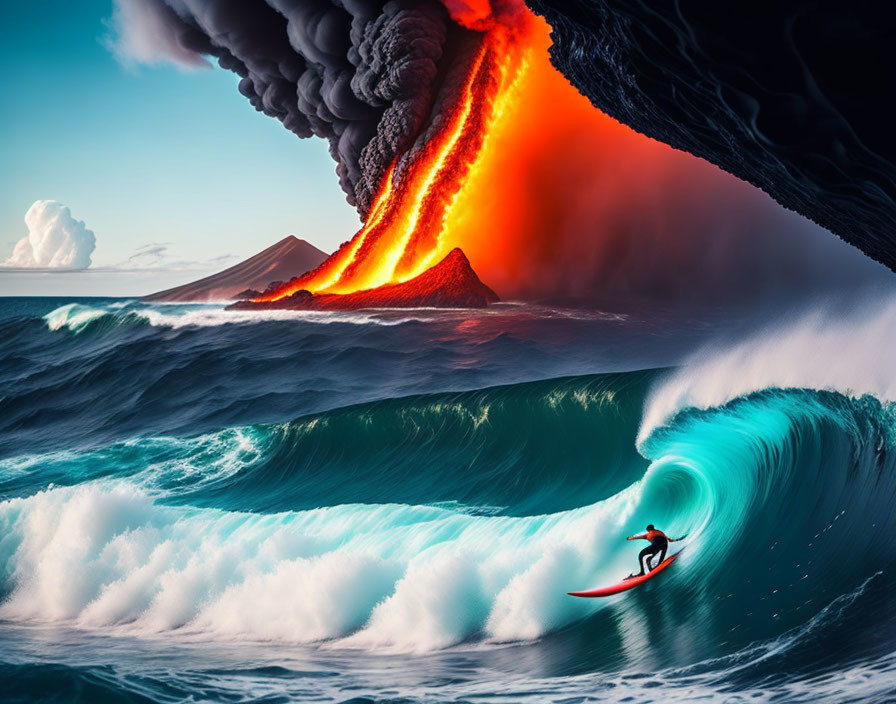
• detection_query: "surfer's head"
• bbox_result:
[646,524,655,531]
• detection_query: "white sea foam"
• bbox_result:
[43,303,109,332]
[42,301,418,331]
[123,427,266,494]
[0,481,651,651]
[639,292,896,446]
[136,306,412,329]
[0,428,266,495]
[41,300,625,334]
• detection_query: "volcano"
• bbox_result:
[229,248,498,311]
[143,236,328,302]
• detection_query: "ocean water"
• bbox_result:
[1,296,895,703]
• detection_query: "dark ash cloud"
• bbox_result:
[109,0,463,216]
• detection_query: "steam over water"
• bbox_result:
[2,296,896,702]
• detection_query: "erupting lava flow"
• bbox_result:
[254,3,535,303]
[251,0,758,307]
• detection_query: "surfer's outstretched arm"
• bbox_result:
[627,534,648,541]
[669,534,688,542]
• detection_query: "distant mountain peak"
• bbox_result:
[143,236,329,302]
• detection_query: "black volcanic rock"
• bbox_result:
[279,290,314,306]
[232,288,262,300]
[262,281,285,296]
[526,1,896,269]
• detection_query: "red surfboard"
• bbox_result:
[567,552,682,598]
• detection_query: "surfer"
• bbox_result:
[626,525,682,577]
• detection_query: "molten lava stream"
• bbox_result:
[256,23,529,302]
[252,167,396,302]
[323,31,524,295]
[256,3,780,306]
[394,40,526,283]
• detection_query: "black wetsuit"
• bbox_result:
[636,530,669,575]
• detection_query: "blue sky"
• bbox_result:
[0,1,358,295]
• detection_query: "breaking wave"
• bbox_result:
[1,375,894,662]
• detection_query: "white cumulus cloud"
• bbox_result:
[4,201,97,269]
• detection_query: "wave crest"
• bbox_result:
[639,296,896,445]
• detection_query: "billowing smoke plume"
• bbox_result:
[4,201,97,270]
[109,0,464,215]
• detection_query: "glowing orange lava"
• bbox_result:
[257,1,746,304]
[255,6,535,302]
